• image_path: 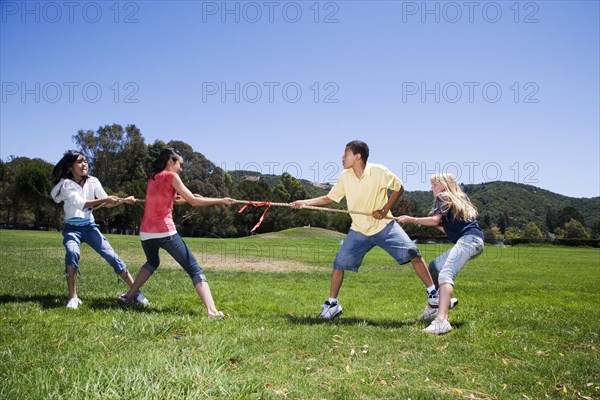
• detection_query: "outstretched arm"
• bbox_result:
[289,195,334,209]
[396,214,442,227]
[172,174,235,207]
[84,195,119,209]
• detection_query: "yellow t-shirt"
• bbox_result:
[327,163,403,236]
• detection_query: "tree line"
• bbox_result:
[1,124,598,244]
[0,124,354,237]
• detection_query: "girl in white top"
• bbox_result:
[51,150,148,309]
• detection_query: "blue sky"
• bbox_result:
[1,0,599,198]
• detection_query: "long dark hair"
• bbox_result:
[149,148,182,180]
[52,150,88,185]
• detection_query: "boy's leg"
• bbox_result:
[329,230,372,297]
[377,222,434,287]
[410,256,434,288]
[329,269,345,298]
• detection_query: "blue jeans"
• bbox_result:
[333,221,421,272]
[63,223,127,274]
[141,234,207,285]
[429,234,484,286]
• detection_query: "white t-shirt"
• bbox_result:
[50,177,108,223]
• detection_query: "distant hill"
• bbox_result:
[229,171,599,230]
[405,181,599,230]
[228,170,332,198]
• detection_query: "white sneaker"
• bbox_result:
[319,300,343,320]
[135,291,150,306]
[421,297,459,320]
[424,319,453,334]
[66,297,83,309]
[421,304,438,321]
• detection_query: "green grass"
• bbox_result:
[1,228,599,399]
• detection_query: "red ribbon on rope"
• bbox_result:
[238,201,272,232]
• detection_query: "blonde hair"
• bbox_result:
[430,173,478,221]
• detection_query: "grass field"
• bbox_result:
[1,228,599,399]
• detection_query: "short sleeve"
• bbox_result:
[96,182,108,199]
[433,195,449,216]
[327,176,346,203]
[379,165,403,191]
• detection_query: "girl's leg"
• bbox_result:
[161,234,221,316]
[122,238,162,301]
[84,225,128,276]
[194,281,222,317]
[120,270,135,286]
[435,236,484,323]
[66,265,78,299]
[436,283,454,322]
[63,226,82,301]
[123,267,153,300]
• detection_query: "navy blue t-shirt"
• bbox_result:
[433,196,484,244]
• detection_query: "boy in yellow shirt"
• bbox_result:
[291,140,448,319]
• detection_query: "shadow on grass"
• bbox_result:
[0,294,204,316]
[286,314,468,331]
[0,294,65,309]
[87,298,205,316]
[286,313,415,329]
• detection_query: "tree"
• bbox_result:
[165,140,236,237]
[496,213,507,234]
[523,222,545,241]
[73,124,150,232]
[591,220,600,238]
[562,218,591,239]
[0,157,59,228]
[73,124,126,189]
[545,206,558,233]
[14,158,55,227]
[504,227,520,240]
[483,227,498,244]
[233,180,272,235]
[556,206,585,228]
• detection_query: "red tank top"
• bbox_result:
[140,170,177,233]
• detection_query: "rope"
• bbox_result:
[232,199,393,218]
[93,197,144,210]
[233,199,394,232]
[93,197,394,232]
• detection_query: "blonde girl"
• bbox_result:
[397,173,484,334]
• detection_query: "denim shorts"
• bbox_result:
[63,223,127,275]
[141,234,207,285]
[428,234,484,286]
[333,221,421,272]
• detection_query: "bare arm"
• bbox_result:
[289,195,334,209]
[84,196,119,209]
[373,188,403,220]
[172,174,235,206]
[396,214,442,227]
